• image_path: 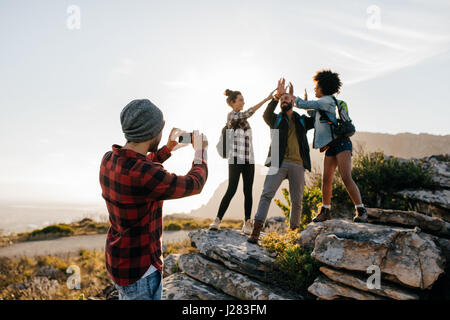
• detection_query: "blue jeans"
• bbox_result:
[114,270,162,300]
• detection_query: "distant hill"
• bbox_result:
[186,132,450,220]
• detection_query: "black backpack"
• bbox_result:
[319,97,356,138]
[216,124,232,159]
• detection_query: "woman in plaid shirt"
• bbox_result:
[209,89,275,234]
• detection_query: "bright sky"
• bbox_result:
[0,0,449,214]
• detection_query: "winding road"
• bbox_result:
[0,230,193,258]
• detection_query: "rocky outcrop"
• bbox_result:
[189,229,278,283]
[178,253,301,300]
[319,266,419,300]
[308,275,385,300]
[299,214,449,300]
[98,207,449,300]
[396,155,450,222]
[397,190,450,220]
[367,208,450,238]
[302,219,445,289]
[160,228,306,300]
[162,273,234,300]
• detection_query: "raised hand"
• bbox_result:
[276,78,286,97]
[288,82,294,96]
[304,88,308,101]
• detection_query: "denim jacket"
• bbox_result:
[294,95,339,149]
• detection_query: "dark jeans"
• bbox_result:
[217,162,255,221]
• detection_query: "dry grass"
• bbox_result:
[0,249,110,300]
[163,217,242,231]
[0,236,198,300]
[163,239,198,258]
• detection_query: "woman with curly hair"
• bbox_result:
[290,70,368,223]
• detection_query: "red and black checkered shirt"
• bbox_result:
[99,144,208,286]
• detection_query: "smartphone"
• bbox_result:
[178,132,193,144]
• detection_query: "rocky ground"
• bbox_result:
[93,155,450,300]
[95,207,449,300]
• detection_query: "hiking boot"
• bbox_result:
[353,206,368,223]
[209,217,221,230]
[312,206,331,223]
[242,219,253,235]
[247,221,264,244]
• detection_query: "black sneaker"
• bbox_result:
[353,206,368,223]
[312,207,331,223]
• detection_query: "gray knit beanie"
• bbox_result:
[120,99,165,142]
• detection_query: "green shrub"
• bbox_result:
[311,151,433,211]
[274,186,322,230]
[29,224,74,238]
[261,230,320,291]
[165,222,182,231]
[277,245,321,290]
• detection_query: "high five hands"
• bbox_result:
[275,78,296,103]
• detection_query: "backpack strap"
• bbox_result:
[274,113,283,128]
[298,116,305,128]
[331,96,341,119]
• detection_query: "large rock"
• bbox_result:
[189,229,278,283]
[397,189,450,212]
[396,155,450,189]
[395,155,450,222]
[319,266,419,300]
[299,219,446,289]
[162,273,234,300]
[416,155,449,189]
[178,253,302,300]
[367,208,450,238]
[308,275,384,300]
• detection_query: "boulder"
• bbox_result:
[319,266,419,300]
[162,273,234,300]
[299,219,446,289]
[397,189,450,212]
[178,253,302,300]
[367,208,450,238]
[416,155,449,189]
[189,229,278,283]
[308,275,384,300]
[163,253,181,277]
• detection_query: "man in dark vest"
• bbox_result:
[248,79,314,243]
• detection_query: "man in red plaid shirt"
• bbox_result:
[99,99,208,300]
